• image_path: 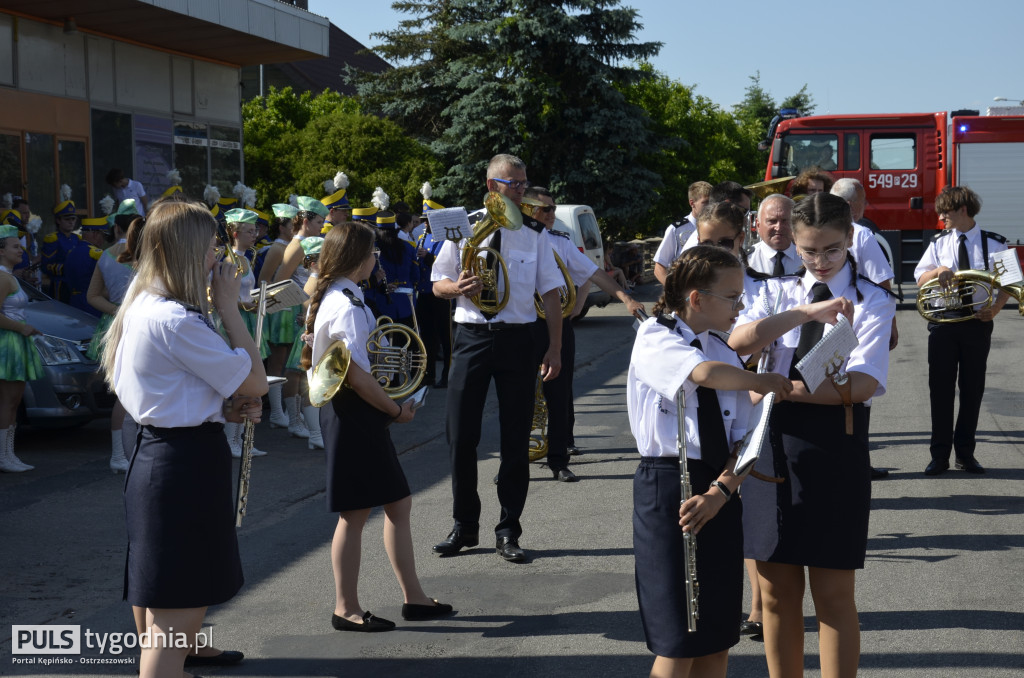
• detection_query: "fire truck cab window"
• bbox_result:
[844,133,860,171]
[870,134,916,170]
[780,134,838,175]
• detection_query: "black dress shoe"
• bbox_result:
[331,611,395,632]
[184,650,244,667]
[566,446,580,456]
[496,537,526,563]
[552,468,578,482]
[870,467,889,480]
[401,599,454,621]
[924,460,950,476]
[955,456,985,474]
[739,620,763,635]
[432,529,478,555]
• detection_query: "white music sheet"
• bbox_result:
[795,315,859,394]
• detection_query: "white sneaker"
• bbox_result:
[287,394,309,439]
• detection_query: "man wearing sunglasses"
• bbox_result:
[524,186,644,484]
[430,154,564,564]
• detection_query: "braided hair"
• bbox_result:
[653,245,742,316]
[791,192,862,301]
[299,221,376,371]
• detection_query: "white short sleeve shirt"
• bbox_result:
[308,278,376,382]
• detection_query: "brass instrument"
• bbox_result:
[534,250,577,319]
[310,317,427,408]
[675,385,699,633]
[235,281,268,527]
[528,370,548,461]
[745,176,796,199]
[917,269,1000,323]
[460,192,521,314]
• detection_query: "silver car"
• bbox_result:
[18,281,112,427]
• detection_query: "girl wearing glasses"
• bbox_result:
[629,245,792,678]
[300,222,451,632]
[728,193,896,678]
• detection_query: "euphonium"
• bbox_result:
[916,269,999,323]
[521,198,577,319]
[461,192,521,315]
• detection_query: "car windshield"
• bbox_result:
[18,279,50,302]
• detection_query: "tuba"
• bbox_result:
[917,269,1000,323]
[308,318,427,407]
[521,198,577,319]
[461,192,521,315]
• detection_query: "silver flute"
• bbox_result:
[236,280,268,527]
[676,385,699,632]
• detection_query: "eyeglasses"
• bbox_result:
[700,237,736,250]
[796,247,846,264]
[538,205,556,213]
[699,290,745,312]
[492,178,530,190]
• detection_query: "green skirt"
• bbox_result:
[267,306,299,346]
[0,329,44,382]
[242,310,271,360]
[86,313,114,362]
[285,332,305,372]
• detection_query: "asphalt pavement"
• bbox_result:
[2,284,1023,677]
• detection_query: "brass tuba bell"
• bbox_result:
[461,192,521,315]
[309,340,352,407]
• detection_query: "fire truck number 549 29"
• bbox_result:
[867,173,918,189]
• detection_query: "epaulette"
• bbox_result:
[982,230,1007,245]
[43,232,58,244]
[342,287,366,309]
[857,274,902,301]
[547,229,571,240]
[746,267,771,281]
[709,330,743,361]
[89,245,102,260]
[655,314,675,329]
[931,229,953,243]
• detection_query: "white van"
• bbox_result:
[552,205,611,316]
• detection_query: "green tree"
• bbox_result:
[730,73,817,184]
[351,1,663,232]
[242,87,443,209]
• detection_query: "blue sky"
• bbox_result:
[309,0,1023,117]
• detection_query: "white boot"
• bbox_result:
[268,382,288,429]
[1,425,33,472]
[225,422,243,458]
[303,405,324,450]
[287,394,309,439]
[109,430,129,474]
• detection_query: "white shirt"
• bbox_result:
[914,224,1007,306]
[398,230,415,244]
[308,278,376,382]
[628,314,751,459]
[851,222,893,284]
[653,215,697,269]
[114,179,147,217]
[113,288,251,427]
[738,264,896,400]
[545,229,599,284]
[431,223,563,325]
[748,241,801,276]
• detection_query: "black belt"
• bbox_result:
[458,322,529,333]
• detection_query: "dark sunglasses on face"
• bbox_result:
[700,237,735,250]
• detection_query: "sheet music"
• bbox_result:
[424,207,471,240]
[795,315,859,393]
[991,250,1023,285]
[249,280,309,314]
[735,392,772,476]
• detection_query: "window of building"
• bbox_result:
[58,139,88,210]
[91,109,133,210]
[174,122,209,200]
[0,133,22,199]
[135,115,173,199]
[210,126,242,197]
[25,133,57,220]
[870,135,916,170]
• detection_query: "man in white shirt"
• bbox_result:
[747,194,800,276]
[105,168,148,217]
[430,153,563,563]
[653,181,711,284]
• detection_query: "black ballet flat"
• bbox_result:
[331,611,395,632]
[401,599,454,621]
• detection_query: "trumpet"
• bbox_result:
[309,318,427,407]
[460,192,521,315]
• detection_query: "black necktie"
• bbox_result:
[957,233,970,271]
[772,251,785,277]
[481,228,502,320]
[690,338,730,474]
[791,282,832,379]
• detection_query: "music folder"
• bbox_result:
[249,280,308,314]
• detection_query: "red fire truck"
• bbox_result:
[761,109,1024,281]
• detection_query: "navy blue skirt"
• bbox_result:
[322,389,410,512]
[123,422,243,608]
[633,457,742,658]
[743,401,871,569]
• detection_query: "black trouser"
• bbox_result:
[927,319,994,461]
[532,316,576,471]
[446,322,536,539]
[416,293,452,383]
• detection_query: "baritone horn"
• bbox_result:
[520,198,577,319]
[916,269,999,323]
[461,192,521,315]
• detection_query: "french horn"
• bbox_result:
[460,192,521,315]
[917,269,1000,323]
